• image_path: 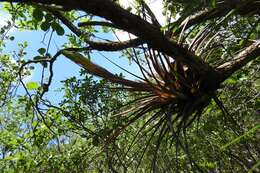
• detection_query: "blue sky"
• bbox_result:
[0,8,142,103]
[0,0,170,103]
[0,0,168,103]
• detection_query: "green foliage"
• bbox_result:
[25,81,39,90]
[32,8,44,22]
[221,125,260,150]
[0,0,259,173]
[37,48,46,55]
[40,21,51,31]
[51,22,65,36]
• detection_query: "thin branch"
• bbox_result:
[47,8,83,37]
[48,9,145,51]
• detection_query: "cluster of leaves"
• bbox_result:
[0,24,31,107]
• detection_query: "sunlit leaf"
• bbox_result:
[26,81,39,90]
[37,48,46,55]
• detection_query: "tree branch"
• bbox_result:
[49,9,145,51]
[171,0,260,34]
[78,21,121,29]
[217,40,260,81]
[47,8,83,37]
[5,0,212,73]
[86,39,145,51]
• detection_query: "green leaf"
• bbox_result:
[32,121,38,128]
[225,77,237,84]
[210,0,216,8]
[0,28,5,34]
[51,22,65,36]
[32,8,44,21]
[37,48,46,55]
[41,62,48,68]
[40,21,51,31]
[9,139,18,145]
[45,13,53,22]
[26,81,39,90]
[255,79,260,90]
[9,36,15,40]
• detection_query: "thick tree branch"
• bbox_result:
[217,40,260,81]
[5,0,213,74]
[47,8,83,37]
[78,21,121,29]
[49,9,145,51]
[172,0,260,34]
[86,39,145,51]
